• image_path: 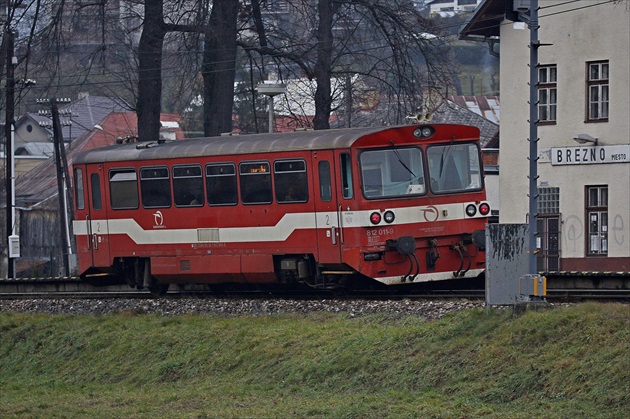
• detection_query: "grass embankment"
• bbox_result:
[1,303,628,418]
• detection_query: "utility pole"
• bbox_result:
[4,27,16,278]
[528,0,540,275]
[38,98,73,277]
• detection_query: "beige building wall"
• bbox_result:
[499,2,630,270]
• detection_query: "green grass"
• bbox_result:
[1,303,628,418]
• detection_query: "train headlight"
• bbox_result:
[383,210,395,223]
[370,212,382,225]
[479,202,491,216]
[413,126,434,138]
[465,204,477,217]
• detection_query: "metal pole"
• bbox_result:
[268,95,274,133]
[5,28,15,278]
[528,0,540,274]
[51,100,71,277]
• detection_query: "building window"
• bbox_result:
[538,186,559,215]
[538,65,557,124]
[586,61,609,122]
[586,186,608,256]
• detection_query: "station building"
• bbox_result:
[460,0,629,273]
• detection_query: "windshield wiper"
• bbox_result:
[390,141,416,179]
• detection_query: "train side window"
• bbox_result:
[206,163,238,206]
[275,159,308,203]
[318,161,332,202]
[240,161,272,204]
[173,165,204,207]
[91,173,102,210]
[140,166,172,208]
[340,152,353,199]
[109,169,139,210]
[74,168,85,210]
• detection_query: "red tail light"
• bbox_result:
[479,202,491,216]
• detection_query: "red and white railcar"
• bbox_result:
[72,124,490,292]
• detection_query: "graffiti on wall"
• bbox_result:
[562,213,626,253]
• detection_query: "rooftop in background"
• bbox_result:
[428,0,483,17]
[430,97,499,148]
[17,94,130,144]
[15,112,183,208]
[447,95,500,124]
[459,0,504,39]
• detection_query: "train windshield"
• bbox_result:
[426,143,482,193]
[360,147,425,198]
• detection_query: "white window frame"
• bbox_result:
[586,185,608,256]
[586,61,609,122]
[538,65,557,124]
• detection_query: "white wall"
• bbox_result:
[499,2,630,262]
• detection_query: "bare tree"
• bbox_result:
[241,0,453,130]
[312,0,339,129]
[137,0,167,142]
[203,0,239,136]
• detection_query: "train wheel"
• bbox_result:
[148,282,169,296]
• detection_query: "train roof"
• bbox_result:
[73,124,479,164]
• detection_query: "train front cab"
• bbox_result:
[323,125,490,287]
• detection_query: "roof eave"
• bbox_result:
[458,0,504,40]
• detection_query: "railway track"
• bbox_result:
[0,276,628,302]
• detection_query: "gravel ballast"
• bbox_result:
[0,298,484,319]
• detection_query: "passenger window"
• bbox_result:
[240,161,272,204]
[109,169,138,209]
[173,165,204,207]
[275,159,308,203]
[340,153,353,199]
[74,168,85,210]
[318,161,332,202]
[206,163,238,206]
[140,166,171,208]
[91,173,102,210]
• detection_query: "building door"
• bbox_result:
[537,216,560,272]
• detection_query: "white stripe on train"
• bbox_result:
[72,202,487,245]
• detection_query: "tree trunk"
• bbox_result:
[137,0,165,142]
[313,0,335,130]
[203,0,239,137]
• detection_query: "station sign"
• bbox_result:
[551,145,630,166]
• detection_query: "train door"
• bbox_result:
[73,165,90,267]
[312,151,342,263]
[85,164,111,268]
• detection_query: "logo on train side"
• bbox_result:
[421,205,439,222]
[153,211,165,228]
